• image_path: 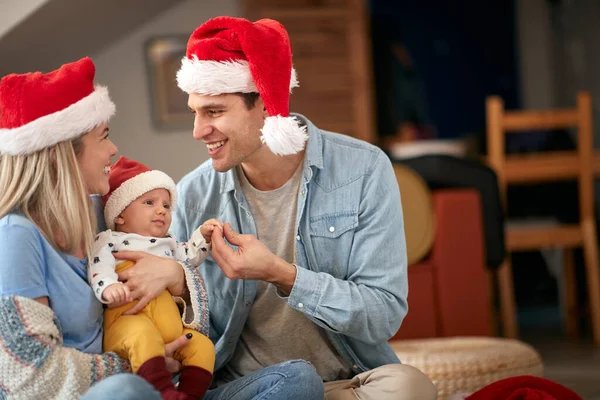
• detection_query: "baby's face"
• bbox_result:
[116,188,172,238]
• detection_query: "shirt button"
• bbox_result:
[301,189,306,196]
[246,211,251,217]
[298,303,304,308]
[329,226,335,233]
[353,364,358,369]
[296,235,300,241]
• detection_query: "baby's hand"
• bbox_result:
[102,283,131,307]
[199,219,224,243]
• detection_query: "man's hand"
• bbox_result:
[199,219,224,244]
[211,223,297,295]
[102,283,131,308]
[114,251,185,315]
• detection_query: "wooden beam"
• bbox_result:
[503,109,579,132]
[482,150,600,181]
[506,225,582,251]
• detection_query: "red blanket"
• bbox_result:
[466,376,582,400]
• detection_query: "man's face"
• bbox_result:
[188,93,268,172]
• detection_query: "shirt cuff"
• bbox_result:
[282,264,322,316]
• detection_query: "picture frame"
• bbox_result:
[144,35,190,131]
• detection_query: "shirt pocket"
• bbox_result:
[308,211,358,277]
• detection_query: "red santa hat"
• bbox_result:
[0,57,115,155]
[103,156,177,230]
[466,376,582,400]
[176,16,307,156]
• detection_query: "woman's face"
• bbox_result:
[77,123,118,196]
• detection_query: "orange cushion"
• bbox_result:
[393,164,435,264]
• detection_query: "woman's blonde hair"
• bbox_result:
[0,137,97,258]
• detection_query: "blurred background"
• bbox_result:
[2,0,599,397]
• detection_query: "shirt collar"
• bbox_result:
[219,113,323,194]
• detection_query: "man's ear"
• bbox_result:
[256,96,269,118]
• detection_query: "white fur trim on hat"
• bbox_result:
[0,86,115,155]
[104,170,177,230]
[260,115,308,156]
[177,57,299,95]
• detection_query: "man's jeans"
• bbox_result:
[82,359,323,400]
[82,373,161,400]
[205,360,324,400]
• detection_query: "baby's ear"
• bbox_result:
[114,216,125,226]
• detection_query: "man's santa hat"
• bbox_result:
[176,16,307,156]
[103,156,177,230]
[0,57,115,155]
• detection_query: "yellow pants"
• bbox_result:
[103,260,215,373]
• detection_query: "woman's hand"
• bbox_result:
[164,333,193,373]
[114,250,185,315]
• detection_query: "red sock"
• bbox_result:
[178,366,213,399]
[137,356,194,400]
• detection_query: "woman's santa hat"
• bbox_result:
[176,16,308,156]
[103,156,177,230]
[0,57,115,155]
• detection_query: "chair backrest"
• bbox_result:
[485,92,595,223]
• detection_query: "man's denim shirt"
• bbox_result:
[171,114,408,375]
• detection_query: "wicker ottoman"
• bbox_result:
[390,337,544,400]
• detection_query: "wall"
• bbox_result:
[516,0,557,110]
[0,0,48,39]
[92,0,240,181]
[517,0,600,144]
[549,0,600,145]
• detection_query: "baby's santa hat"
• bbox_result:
[103,156,177,230]
[0,57,115,155]
[176,16,307,156]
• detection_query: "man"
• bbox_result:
[171,16,437,400]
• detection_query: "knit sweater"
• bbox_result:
[0,262,210,399]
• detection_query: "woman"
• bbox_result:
[0,57,209,400]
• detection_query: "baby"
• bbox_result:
[89,156,220,400]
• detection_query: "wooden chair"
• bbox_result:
[486,92,600,345]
